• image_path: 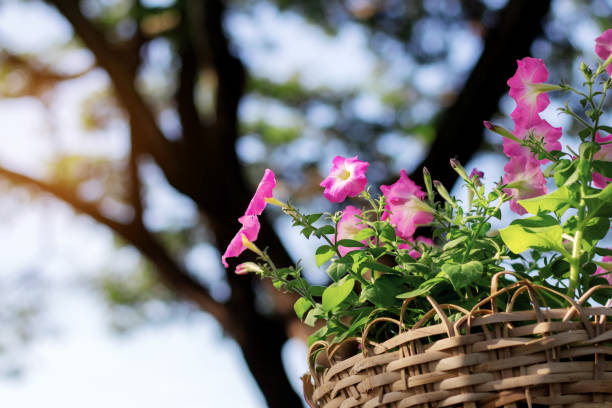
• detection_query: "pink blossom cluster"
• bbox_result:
[501,57,556,214]
[322,156,434,257]
[501,29,612,214]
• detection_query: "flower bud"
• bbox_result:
[483,121,521,143]
[235,262,264,275]
[422,167,434,203]
[433,180,456,208]
[581,61,592,79]
[450,158,469,181]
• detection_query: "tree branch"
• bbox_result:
[411,0,552,189]
[0,165,230,329]
[46,0,182,189]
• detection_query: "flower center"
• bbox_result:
[339,169,351,180]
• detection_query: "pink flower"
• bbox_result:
[593,132,612,189]
[469,168,484,179]
[595,29,612,76]
[502,152,548,215]
[221,215,260,268]
[320,156,369,203]
[335,206,366,256]
[381,170,434,239]
[399,236,434,259]
[504,116,562,158]
[507,57,551,126]
[244,169,276,216]
[594,252,612,285]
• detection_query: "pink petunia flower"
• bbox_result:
[244,169,277,216]
[502,152,548,215]
[504,116,562,158]
[507,57,551,126]
[593,132,612,189]
[221,215,260,268]
[335,205,367,256]
[380,170,434,239]
[594,252,612,285]
[595,29,612,76]
[320,156,369,203]
[399,236,434,259]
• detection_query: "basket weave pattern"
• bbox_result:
[304,274,612,407]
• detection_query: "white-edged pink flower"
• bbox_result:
[507,57,551,126]
[221,215,260,268]
[381,170,434,239]
[502,152,548,215]
[399,236,434,259]
[593,132,612,189]
[320,156,369,203]
[595,29,612,76]
[504,116,562,158]
[244,169,276,216]
[335,205,367,256]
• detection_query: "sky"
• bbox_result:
[0,0,609,407]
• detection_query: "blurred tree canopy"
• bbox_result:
[0,0,610,405]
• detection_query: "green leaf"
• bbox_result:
[441,261,483,291]
[307,326,328,345]
[586,183,612,217]
[397,277,447,299]
[336,239,366,248]
[326,262,347,281]
[583,217,611,242]
[353,227,375,241]
[309,285,326,297]
[593,160,612,178]
[379,223,397,243]
[315,245,335,267]
[360,275,405,309]
[598,125,612,134]
[360,261,398,274]
[595,247,612,256]
[306,213,322,224]
[322,278,355,311]
[294,297,312,320]
[442,235,468,251]
[316,225,335,236]
[304,308,319,327]
[517,186,573,215]
[499,215,564,254]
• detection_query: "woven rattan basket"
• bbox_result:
[303,272,612,408]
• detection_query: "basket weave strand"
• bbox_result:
[304,273,612,408]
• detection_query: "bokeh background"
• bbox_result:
[0,0,610,406]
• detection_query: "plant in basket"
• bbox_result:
[223,29,612,407]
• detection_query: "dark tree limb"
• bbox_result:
[411,0,552,189]
[0,164,230,327]
[47,0,182,187]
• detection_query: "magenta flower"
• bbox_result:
[469,168,484,179]
[502,152,548,215]
[320,156,369,203]
[507,57,551,126]
[593,132,612,189]
[399,236,434,259]
[381,170,434,239]
[335,205,366,256]
[221,215,260,268]
[244,169,277,216]
[504,116,562,158]
[595,29,612,76]
[595,252,612,285]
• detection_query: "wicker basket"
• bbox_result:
[303,272,612,408]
